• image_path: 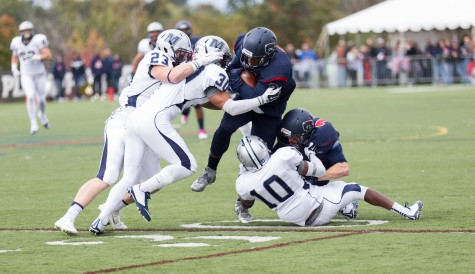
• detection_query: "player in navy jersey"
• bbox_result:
[191,27,295,192]
[232,107,422,223]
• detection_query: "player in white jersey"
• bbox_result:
[130,22,164,78]
[235,136,424,226]
[55,29,223,235]
[89,35,282,234]
[10,21,52,135]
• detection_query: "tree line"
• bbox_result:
[0,0,383,69]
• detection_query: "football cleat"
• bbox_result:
[128,185,152,222]
[89,218,107,235]
[198,129,208,140]
[54,217,78,236]
[234,199,252,223]
[180,115,188,125]
[404,200,423,220]
[43,122,50,129]
[338,201,358,220]
[98,204,127,230]
[190,167,216,192]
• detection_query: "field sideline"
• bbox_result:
[0,85,474,273]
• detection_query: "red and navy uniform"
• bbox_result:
[275,118,347,186]
[206,33,296,172]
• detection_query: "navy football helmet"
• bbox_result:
[175,20,192,37]
[281,108,315,147]
[240,27,277,72]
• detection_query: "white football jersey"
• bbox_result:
[118,49,173,109]
[10,34,49,75]
[236,147,324,226]
[143,63,229,113]
[137,38,155,55]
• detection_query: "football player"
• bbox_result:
[175,19,208,139]
[191,27,296,192]
[55,29,223,235]
[234,135,423,226]
[10,21,52,135]
[90,35,281,234]
[130,22,164,79]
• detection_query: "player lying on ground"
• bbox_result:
[234,135,423,226]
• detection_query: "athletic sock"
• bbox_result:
[64,202,84,221]
[390,202,410,217]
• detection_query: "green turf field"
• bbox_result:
[0,85,474,273]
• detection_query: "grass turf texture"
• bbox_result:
[0,85,474,273]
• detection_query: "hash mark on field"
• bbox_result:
[84,231,365,274]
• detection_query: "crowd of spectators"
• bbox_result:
[50,48,123,102]
[286,34,475,88]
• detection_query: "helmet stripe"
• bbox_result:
[243,137,262,169]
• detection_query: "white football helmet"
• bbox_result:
[194,35,232,68]
[147,22,164,33]
[19,21,35,40]
[236,136,271,171]
[156,29,193,66]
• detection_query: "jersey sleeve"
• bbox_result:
[143,49,172,67]
[203,64,230,95]
[273,147,303,170]
[34,34,49,49]
[137,39,151,54]
[10,37,20,53]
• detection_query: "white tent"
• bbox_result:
[325,0,475,35]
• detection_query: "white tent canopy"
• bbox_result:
[325,0,475,35]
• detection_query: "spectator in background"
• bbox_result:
[71,51,86,100]
[102,48,114,98]
[111,53,123,95]
[425,38,442,84]
[90,51,104,100]
[336,39,347,87]
[359,44,372,86]
[285,43,300,81]
[451,37,469,84]
[295,42,318,87]
[51,55,66,102]
[406,40,422,84]
[441,39,452,84]
[346,45,363,86]
[459,34,472,84]
[388,41,410,83]
[375,37,390,85]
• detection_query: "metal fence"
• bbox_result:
[294,54,475,88]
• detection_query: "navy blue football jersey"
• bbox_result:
[230,34,296,118]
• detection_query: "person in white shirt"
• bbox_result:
[130,22,164,79]
[234,135,423,226]
[10,21,52,135]
[90,35,281,234]
[54,29,223,236]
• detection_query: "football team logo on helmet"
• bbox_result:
[314,119,327,127]
[209,38,225,50]
[165,33,181,46]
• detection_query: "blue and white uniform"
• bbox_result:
[10,33,50,131]
[97,49,170,185]
[236,146,367,227]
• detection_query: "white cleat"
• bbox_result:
[198,130,208,140]
[128,185,152,222]
[234,199,252,223]
[89,218,107,235]
[98,204,127,230]
[338,201,358,220]
[191,167,216,192]
[54,217,78,236]
[404,200,424,220]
